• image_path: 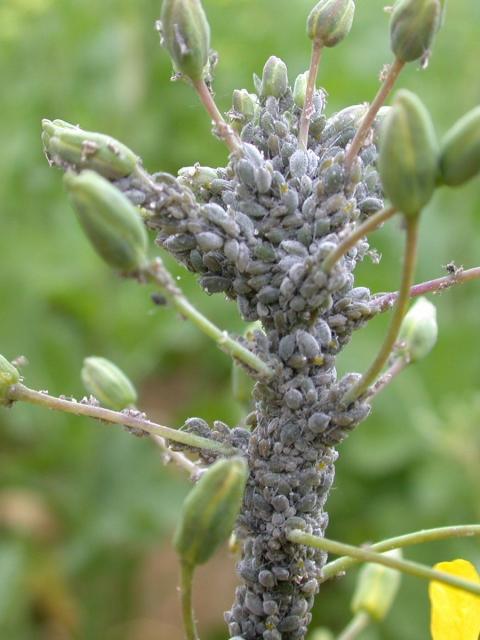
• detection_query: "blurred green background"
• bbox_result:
[0,0,479,638]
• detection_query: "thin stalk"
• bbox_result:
[147,259,273,379]
[337,611,371,640]
[287,530,480,597]
[367,356,409,401]
[7,384,237,456]
[193,79,242,155]
[152,435,200,477]
[322,206,397,272]
[320,524,480,583]
[373,266,480,313]
[180,562,199,640]
[342,216,419,406]
[298,39,323,150]
[345,58,405,170]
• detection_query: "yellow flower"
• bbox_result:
[429,559,480,640]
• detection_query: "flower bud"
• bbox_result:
[307,0,355,47]
[159,0,210,81]
[260,56,288,99]
[81,357,137,410]
[177,164,217,191]
[42,119,138,179]
[174,457,248,568]
[351,550,402,621]
[378,90,438,217]
[64,170,148,272]
[293,71,309,108]
[232,89,258,121]
[309,630,335,640]
[390,0,444,63]
[398,297,438,362]
[439,106,480,187]
[0,355,20,405]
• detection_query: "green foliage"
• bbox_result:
[0,1,479,638]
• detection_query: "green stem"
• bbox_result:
[7,384,237,456]
[367,356,409,401]
[337,611,371,640]
[322,206,397,273]
[345,58,405,170]
[146,258,273,379]
[342,215,419,406]
[320,524,480,583]
[193,79,242,155]
[298,39,323,150]
[287,530,480,597]
[180,562,199,640]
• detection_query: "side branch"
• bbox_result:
[373,266,480,313]
[146,258,274,379]
[287,530,480,597]
[7,384,238,456]
[319,524,480,583]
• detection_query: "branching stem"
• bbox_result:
[298,39,323,150]
[193,79,242,155]
[373,266,480,313]
[287,530,480,597]
[320,524,480,583]
[337,611,371,640]
[342,215,419,405]
[7,384,237,456]
[345,58,405,170]
[146,258,273,379]
[322,206,397,272]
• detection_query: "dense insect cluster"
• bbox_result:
[89,60,383,639]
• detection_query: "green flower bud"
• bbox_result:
[293,71,309,108]
[378,90,438,217]
[351,550,402,621]
[159,0,210,81]
[307,0,355,47]
[42,119,138,180]
[309,631,335,640]
[260,56,288,99]
[81,357,137,410]
[390,0,444,63]
[0,355,20,405]
[439,106,480,187]
[228,89,259,133]
[174,457,248,568]
[64,170,148,272]
[398,297,438,362]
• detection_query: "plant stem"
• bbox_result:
[342,215,419,406]
[322,206,397,272]
[180,562,199,640]
[287,530,480,597]
[193,79,242,155]
[146,258,273,379]
[367,356,409,401]
[152,435,200,477]
[7,384,237,456]
[298,39,323,150]
[337,611,371,640]
[319,524,480,583]
[373,266,480,313]
[344,58,405,170]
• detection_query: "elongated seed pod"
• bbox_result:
[160,0,210,81]
[174,457,248,567]
[439,106,480,187]
[64,170,148,271]
[351,550,402,621]
[81,357,137,410]
[378,90,438,217]
[42,119,138,179]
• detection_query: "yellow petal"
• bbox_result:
[429,559,480,640]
